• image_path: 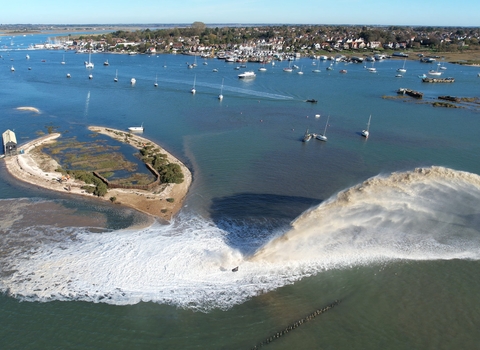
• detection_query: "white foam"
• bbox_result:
[2,166,480,310]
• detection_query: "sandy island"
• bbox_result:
[3,126,192,222]
[16,106,41,113]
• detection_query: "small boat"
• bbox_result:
[395,74,403,78]
[114,69,118,82]
[212,68,218,72]
[10,65,15,72]
[218,78,224,100]
[66,73,71,78]
[131,78,136,85]
[26,54,30,60]
[428,63,442,76]
[397,58,407,73]
[297,66,304,75]
[128,123,144,132]
[306,99,318,103]
[283,62,293,72]
[103,59,109,66]
[361,115,371,138]
[367,61,376,73]
[61,54,66,65]
[258,66,267,72]
[302,128,312,142]
[85,52,94,69]
[316,116,330,142]
[339,69,347,74]
[238,71,256,79]
[191,74,196,94]
[88,73,93,79]
[154,74,158,87]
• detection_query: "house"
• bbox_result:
[2,129,17,156]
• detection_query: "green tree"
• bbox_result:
[192,21,206,35]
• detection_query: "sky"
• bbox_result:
[2,0,480,27]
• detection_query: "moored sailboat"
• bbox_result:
[361,115,371,138]
[85,51,94,69]
[316,116,330,142]
[218,78,224,100]
[191,74,196,94]
[397,58,407,73]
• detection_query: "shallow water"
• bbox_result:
[1,41,480,348]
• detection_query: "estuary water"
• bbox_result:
[1,34,480,349]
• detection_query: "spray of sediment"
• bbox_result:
[252,166,480,264]
[1,166,480,309]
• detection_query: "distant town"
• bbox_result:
[2,23,479,64]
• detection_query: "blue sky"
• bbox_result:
[2,0,480,26]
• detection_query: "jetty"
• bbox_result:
[397,88,423,99]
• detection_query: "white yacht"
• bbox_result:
[128,123,144,132]
[238,71,256,79]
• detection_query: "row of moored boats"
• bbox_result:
[302,115,371,143]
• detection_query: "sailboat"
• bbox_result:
[283,61,293,72]
[367,61,376,73]
[218,78,224,100]
[361,115,371,138]
[312,58,321,73]
[316,116,330,142]
[397,58,407,73]
[428,63,442,76]
[61,54,66,65]
[114,69,118,82]
[297,65,304,75]
[154,74,158,87]
[85,51,94,68]
[191,74,196,94]
[302,128,312,142]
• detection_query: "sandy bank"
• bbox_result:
[16,106,40,113]
[3,127,192,222]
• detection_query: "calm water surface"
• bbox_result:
[1,36,480,349]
